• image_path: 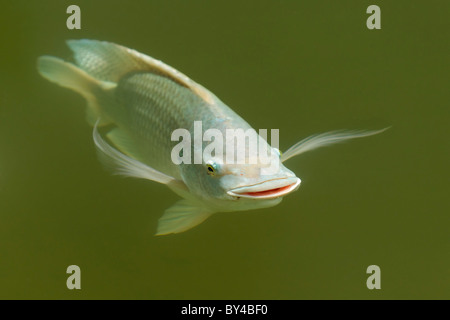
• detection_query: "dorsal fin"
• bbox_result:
[66,39,215,105]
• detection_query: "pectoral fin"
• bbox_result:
[281,128,389,162]
[106,127,142,160]
[156,200,213,236]
[93,121,177,185]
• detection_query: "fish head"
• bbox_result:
[181,146,301,211]
[222,147,301,201]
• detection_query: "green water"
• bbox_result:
[0,1,448,299]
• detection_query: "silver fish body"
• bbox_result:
[38,40,386,235]
[114,73,253,179]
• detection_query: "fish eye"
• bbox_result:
[206,163,216,176]
[206,161,220,176]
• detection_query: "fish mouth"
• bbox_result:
[227,177,301,199]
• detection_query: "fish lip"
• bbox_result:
[227,177,301,199]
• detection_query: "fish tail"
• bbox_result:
[65,39,142,83]
[37,55,114,126]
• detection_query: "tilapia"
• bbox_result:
[37,40,386,235]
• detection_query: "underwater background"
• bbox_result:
[0,0,448,299]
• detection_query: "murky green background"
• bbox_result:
[0,1,448,299]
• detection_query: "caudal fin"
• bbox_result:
[37,55,114,125]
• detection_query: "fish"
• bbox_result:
[37,40,387,235]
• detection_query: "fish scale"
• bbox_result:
[113,73,209,177]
